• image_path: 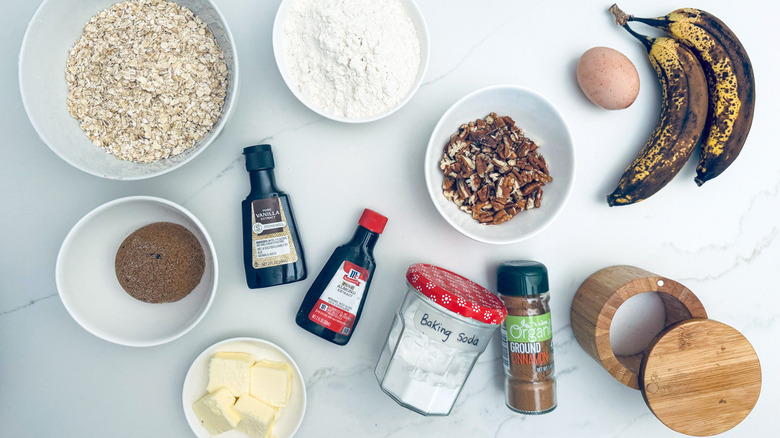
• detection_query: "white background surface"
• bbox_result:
[2,0,779,437]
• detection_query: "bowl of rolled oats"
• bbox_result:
[19,0,238,180]
[424,85,576,244]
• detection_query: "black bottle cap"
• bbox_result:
[243,145,275,171]
[496,261,549,296]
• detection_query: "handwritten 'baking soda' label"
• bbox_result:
[413,304,484,352]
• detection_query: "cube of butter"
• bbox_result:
[192,387,241,435]
[207,352,254,397]
[234,395,277,438]
[250,360,292,407]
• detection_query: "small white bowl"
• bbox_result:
[56,196,218,346]
[272,0,430,123]
[19,0,239,180]
[425,85,576,244]
[182,337,307,438]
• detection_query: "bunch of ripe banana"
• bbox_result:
[606,4,755,207]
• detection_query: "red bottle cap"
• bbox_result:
[406,264,507,325]
[358,209,388,234]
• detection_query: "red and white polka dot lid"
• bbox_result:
[406,264,507,325]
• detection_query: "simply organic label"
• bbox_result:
[501,313,554,372]
[413,303,484,352]
[505,314,552,343]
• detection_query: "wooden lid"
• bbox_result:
[640,319,761,436]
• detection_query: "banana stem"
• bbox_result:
[622,23,654,52]
[609,4,654,52]
[631,16,672,29]
[610,4,670,29]
[609,4,631,26]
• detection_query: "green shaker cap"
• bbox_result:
[496,260,549,296]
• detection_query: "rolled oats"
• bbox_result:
[440,113,553,225]
[65,0,228,164]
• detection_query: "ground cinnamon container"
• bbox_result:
[571,265,761,436]
[497,261,556,414]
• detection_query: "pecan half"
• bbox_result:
[492,210,512,225]
[469,131,497,148]
[476,155,488,178]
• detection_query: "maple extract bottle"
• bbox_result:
[242,145,306,289]
[295,209,387,345]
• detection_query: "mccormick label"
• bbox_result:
[413,302,485,352]
[308,261,369,335]
[501,314,554,374]
[251,198,298,268]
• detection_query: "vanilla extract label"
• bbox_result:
[413,304,484,352]
[251,198,285,235]
[250,198,297,268]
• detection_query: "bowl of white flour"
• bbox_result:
[273,0,429,123]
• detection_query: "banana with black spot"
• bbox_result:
[612,5,755,186]
[606,24,708,207]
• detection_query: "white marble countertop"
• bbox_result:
[2,0,778,436]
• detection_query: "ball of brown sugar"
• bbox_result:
[115,222,205,303]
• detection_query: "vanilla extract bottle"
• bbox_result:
[242,145,306,289]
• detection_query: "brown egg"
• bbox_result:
[577,47,640,110]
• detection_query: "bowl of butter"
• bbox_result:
[182,337,306,438]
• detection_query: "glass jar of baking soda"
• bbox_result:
[375,263,507,415]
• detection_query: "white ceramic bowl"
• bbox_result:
[272,0,430,123]
[425,85,576,244]
[56,196,218,346]
[19,0,239,180]
[182,337,307,438]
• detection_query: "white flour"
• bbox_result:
[283,0,421,119]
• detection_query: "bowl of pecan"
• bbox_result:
[19,0,238,180]
[424,85,575,244]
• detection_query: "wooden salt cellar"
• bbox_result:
[571,265,761,436]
